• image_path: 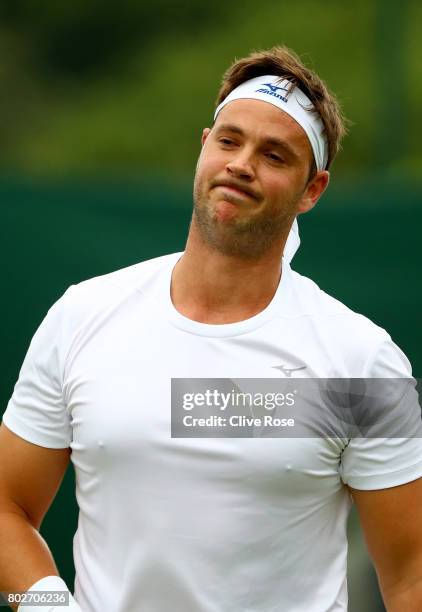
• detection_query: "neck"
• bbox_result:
[170,220,289,324]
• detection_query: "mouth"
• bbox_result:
[212,181,259,201]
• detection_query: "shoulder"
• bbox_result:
[63,251,179,310]
[72,251,179,297]
[48,252,180,339]
[287,268,411,376]
[288,267,386,338]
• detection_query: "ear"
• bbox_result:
[201,127,211,147]
[297,170,330,215]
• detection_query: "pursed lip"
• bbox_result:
[212,180,260,201]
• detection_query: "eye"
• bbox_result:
[265,152,284,163]
[218,137,237,147]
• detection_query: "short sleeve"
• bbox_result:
[2,287,75,449]
[339,336,422,490]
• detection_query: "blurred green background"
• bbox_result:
[0,0,421,179]
[1,2,421,611]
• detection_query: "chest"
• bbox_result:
[64,316,347,506]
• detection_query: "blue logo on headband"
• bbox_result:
[255,82,290,103]
[262,83,285,93]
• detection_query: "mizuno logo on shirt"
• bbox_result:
[272,364,307,377]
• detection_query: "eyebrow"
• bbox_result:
[214,123,300,160]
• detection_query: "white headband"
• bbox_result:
[214,75,328,171]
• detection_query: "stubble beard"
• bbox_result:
[192,178,298,260]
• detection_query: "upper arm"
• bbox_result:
[0,423,70,530]
[350,478,422,592]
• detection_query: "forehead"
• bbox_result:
[214,98,313,159]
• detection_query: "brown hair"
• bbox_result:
[215,46,348,173]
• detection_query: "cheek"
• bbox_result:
[196,152,226,185]
[263,177,288,202]
[262,170,303,203]
[194,156,217,199]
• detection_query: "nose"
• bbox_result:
[226,148,255,181]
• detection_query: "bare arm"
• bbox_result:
[0,423,70,609]
[349,477,422,611]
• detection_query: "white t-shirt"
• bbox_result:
[3,252,422,612]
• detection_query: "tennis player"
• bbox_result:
[1,46,422,612]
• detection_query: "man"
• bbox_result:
[1,46,421,612]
